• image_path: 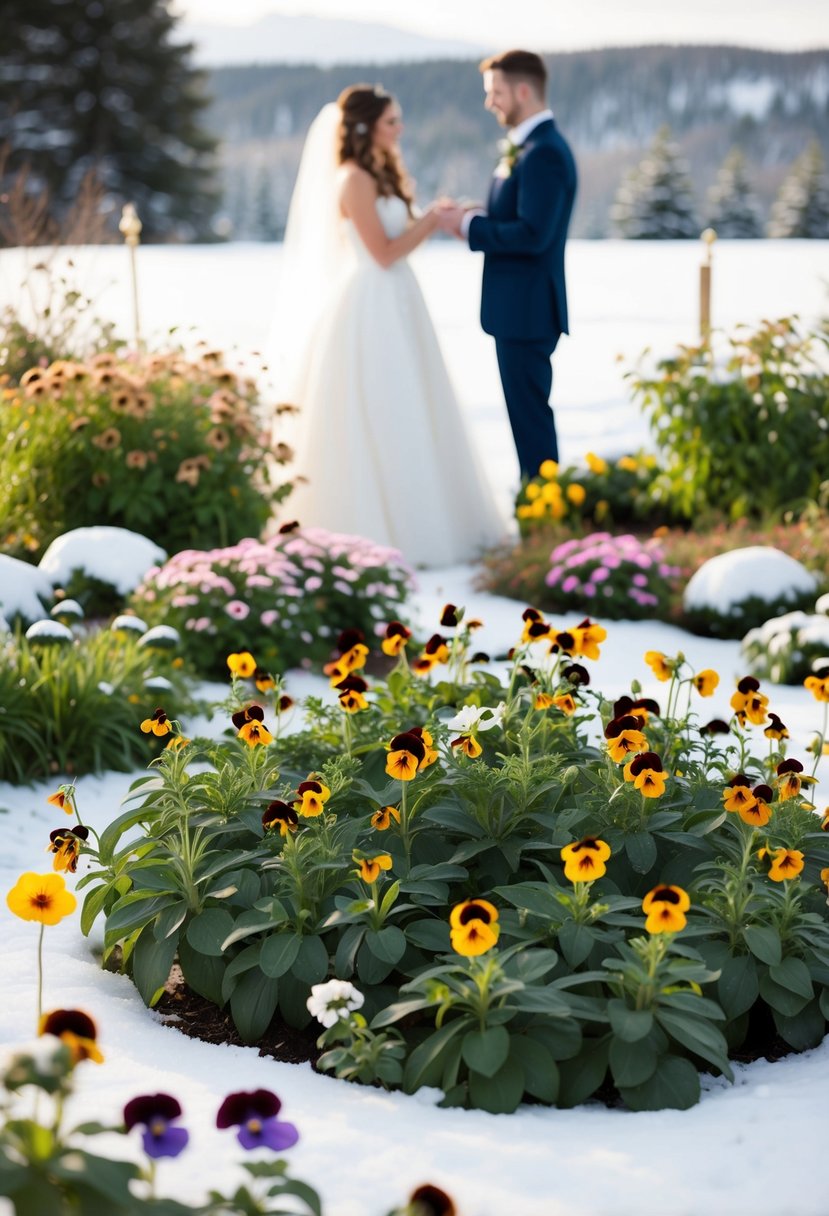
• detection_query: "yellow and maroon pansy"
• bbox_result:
[623,751,668,798]
[335,673,369,713]
[370,805,400,831]
[227,651,257,679]
[423,633,450,665]
[381,621,412,657]
[722,774,757,815]
[385,730,426,781]
[613,694,660,725]
[47,788,74,816]
[534,691,555,710]
[277,694,294,713]
[262,801,299,836]
[440,603,461,627]
[294,779,331,818]
[552,693,577,715]
[449,899,500,957]
[820,808,829,832]
[254,667,276,693]
[644,651,673,682]
[692,669,719,697]
[407,725,438,769]
[46,826,89,874]
[804,668,829,702]
[560,836,612,883]
[820,866,829,892]
[451,734,483,759]
[357,854,392,883]
[642,885,690,934]
[776,758,816,801]
[520,606,552,644]
[6,872,77,925]
[39,1009,103,1065]
[231,704,273,747]
[738,783,774,827]
[140,708,172,737]
[570,618,607,660]
[764,713,789,741]
[604,713,648,763]
[757,845,805,882]
[730,676,769,726]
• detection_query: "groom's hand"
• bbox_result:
[434,205,466,238]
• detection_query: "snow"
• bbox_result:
[0,554,53,624]
[1,568,826,1216]
[683,547,819,614]
[38,527,168,596]
[23,619,74,643]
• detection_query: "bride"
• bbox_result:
[271,83,504,568]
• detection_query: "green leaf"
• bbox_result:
[260,933,302,979]
[105,894,175,942]
[508,1037,559,1103]
[292,934,330,985]
[334,924,364,977]
[222,943,263,1003]
[80,883,111,937]
[468,1056,525,1113]
[655,1009,733,1079]
[609,1034,658,1087]
[178,937,226,1006]
[403,1020,469,1092]
[607,999,654,1043]
[153,901,188,942]
[230,969,279,1042]
[625,830,658,874]
[364,925,406,966]
[510,987,572,1016]
[557,1036,610,1107]
[132,923,178,1007]
[620,1053,701,1111]
[186,907,236,957]
[769,957,814,1000]
[404,918,451,953]
[758,973,812,1018]
[743,924,782,966]
[716,954,759,1019]
[558,920,595,967]
[772,1000,826,1051]
[461,1025,510,1078]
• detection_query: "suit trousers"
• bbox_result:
[494,337,559,480]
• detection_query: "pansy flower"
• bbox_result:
[776,758,816,801]
[623,752,668,797]
[324,628,369,678]
[691,669,719,696]
[520,606,552,644]
[231,704,273,747]
[613,695,660,725]
[440,603,461,627]
[227,651,257,679]
[277,694,294,713]
[570,618,607,660]
[820,866,829,893]
[371,805,400,831]
[604,713,648,763]
[563,662,590,687]
[140,707,172,737]
[449,899,500,957]
[534,691,555,710]
[6,872,77,925]
[699,718,731,735]
[804,668,829,702]
[552,693,577,715]
[47,787,74,816]
[381,621,412,657]
[730,676,769,726]
[739,783,774,827]
[46,825,89,873]
[294,779,331,818]
[642,885,690,934]
[124,1093,189,1158]
[39,1009,103,1064]
[764,713,789,741]
[644,651,673,682]
[335,673,369,713]
[216,1089,299,1152]
[423,633,450,664]
[756,845,805,881]
[820,808,829,832]
[386,730,426,781]
[560,836,611,883]
[357,854,392,883]
[451,733,482,759]
[254,667,276,692]
[407,1184,457,1216]
[407,725,438,769]
[262,801,298,836]
[722,774,757,815]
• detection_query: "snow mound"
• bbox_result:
[25,619,74,643]
[684,546,818,614]
[0,554,53,624]
[39,528,167,596]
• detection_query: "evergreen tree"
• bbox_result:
[768,142,829,238]
[252,165,281,241]
[705,148,763,237]
[611,126,698,239]
[0,0,218,241]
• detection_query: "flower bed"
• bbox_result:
[67,606,829,1114]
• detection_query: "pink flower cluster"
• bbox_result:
[545,532,680,619]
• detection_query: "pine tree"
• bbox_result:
[768,142,829,238]
[252,166,280,241]
[705,149,763,238]
[611,126,698,239]
[0,0,218,241]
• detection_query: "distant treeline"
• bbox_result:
[207,46,829,239]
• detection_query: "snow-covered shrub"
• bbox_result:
[544,532,679,620]
[0,554,53,627]
[132,528,415,676]
[0,351,292,559]
[683,546,820,639]
[39,526,167,616]
[741,600,829,684]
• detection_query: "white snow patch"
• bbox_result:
[24,619,74,643]
[111,614,148,634]
[684,547,818,614]
[50,599,84,619]
[138,625,181,648]
[0,554,52,623]
[39,528,167,596]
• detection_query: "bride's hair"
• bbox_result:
[337,84,414,215]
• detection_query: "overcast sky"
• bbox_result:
[173,0,828,51]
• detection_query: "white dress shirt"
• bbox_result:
[461,108,555,238]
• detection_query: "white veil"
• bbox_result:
[267,103,355,402]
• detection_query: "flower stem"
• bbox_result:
[36,923,44,1025]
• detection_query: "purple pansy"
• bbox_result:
[216,1089,299,1152]
[123,1093,189,1159]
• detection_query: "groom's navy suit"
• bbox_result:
[468,117,577,479]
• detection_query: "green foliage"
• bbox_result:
[79,612,829,1112]
[131,531,414,677]
[0,622,191,782]
[611,125,698,239]
[0,351,290,559]
[629,316,829,521]
[515,450,666,535]
[741,602,829,683]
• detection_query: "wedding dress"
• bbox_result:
[277,189,505,569]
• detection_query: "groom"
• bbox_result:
[439,50,577,480]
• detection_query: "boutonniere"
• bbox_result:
[494,138,520,179]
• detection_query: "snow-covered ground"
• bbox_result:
[1,240,827,521]
[1,569,826,1216]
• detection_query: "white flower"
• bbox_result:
[445,702,505,732]
[306,979,365,1028]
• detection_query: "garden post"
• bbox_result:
[119,203,143,355]
[699,227,716,342]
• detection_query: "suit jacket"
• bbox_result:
[468,118,577,344]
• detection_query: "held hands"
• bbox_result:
[427,197,478,239]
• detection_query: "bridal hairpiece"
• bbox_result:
[355,122,368,134]
[373,84,387,97]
